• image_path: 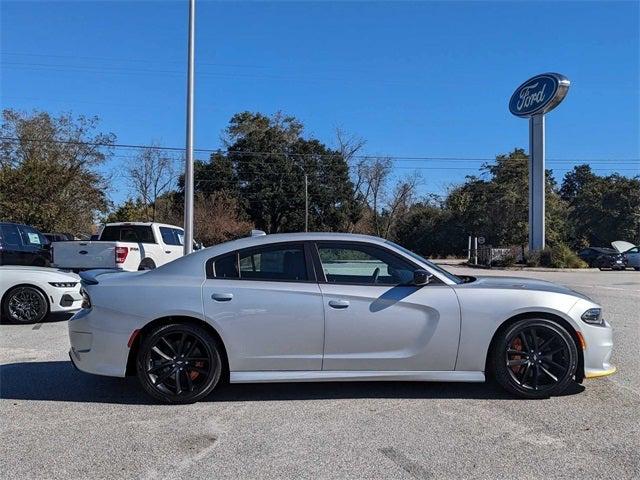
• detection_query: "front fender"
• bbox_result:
[454,288,582,372]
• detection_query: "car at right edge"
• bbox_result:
[611,240,640,271]
[68,232,616,404]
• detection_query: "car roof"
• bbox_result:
[212,232,389,250]
[103,222,183,229]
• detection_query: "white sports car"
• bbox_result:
[1,266,82,323]
[69,232,615,403]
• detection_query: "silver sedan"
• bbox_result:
[68,232,615,403]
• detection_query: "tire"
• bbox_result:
[490,318,578,399]
[634,267,640,272]
[138,259,156,271]
[1,285,49,324]
[136,323,222,404]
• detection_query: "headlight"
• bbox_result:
[581,308,604,326]
[48,282,78,288]
[80,288,92,309]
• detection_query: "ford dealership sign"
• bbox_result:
[509,73,570,117]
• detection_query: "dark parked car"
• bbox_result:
[0,222,51,267]
[578,247,626,270]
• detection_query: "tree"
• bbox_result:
[381,173,421,238]
[393,200,454,257]
[444,148,568,249]
[188,112,360,233]
[104,199,148,223]
[152,192,253,246]
[0,109,114,234]
[561,165,640,246]
[353,157,392,236]
[127,146,176,221]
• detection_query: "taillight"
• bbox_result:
[115,246,129,264]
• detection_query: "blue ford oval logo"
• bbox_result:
[509,73,570,118]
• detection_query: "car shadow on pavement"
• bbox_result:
[0,360,585,405]
[0,312,73,325]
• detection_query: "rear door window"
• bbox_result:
[207,244,310,282]
[213,254,239,279]
[159,227,179,245]
[239,244,308,281]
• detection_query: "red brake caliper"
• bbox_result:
[189,361,204,381]
[510,337,523,373]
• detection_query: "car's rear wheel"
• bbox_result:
[491,318,578,399]
[2,285,49,324]
[138,259,156,271]
[136,323,222,404]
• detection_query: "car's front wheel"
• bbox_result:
[136,323,222,404]
[2,285,49,324]
[491,318,578,399]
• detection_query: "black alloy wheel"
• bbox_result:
[2,286,48,324]
[491,318,578,399]
[136,323,222,404]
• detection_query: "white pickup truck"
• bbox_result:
[52,222,186,271]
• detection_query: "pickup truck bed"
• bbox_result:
[52,222,185,272]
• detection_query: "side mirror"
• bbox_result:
[413,269,432,286]
[193,241,203,251]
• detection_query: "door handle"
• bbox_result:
[165,250,171,254]
[328,299,349,309]
[211,293,233,302]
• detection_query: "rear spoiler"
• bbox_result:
[79,269,121,285]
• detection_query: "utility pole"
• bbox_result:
[292,162,309,232]
[183,0,195,255]
[304,173,309,232]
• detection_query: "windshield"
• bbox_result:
[386,241,463,284]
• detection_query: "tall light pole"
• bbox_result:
[304,172,309,232]
[183,0,196,255]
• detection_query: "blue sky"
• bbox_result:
[1,0,639,205]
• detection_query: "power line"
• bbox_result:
[3,136,638,164]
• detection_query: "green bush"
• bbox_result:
[526,243,588,268]
[492,253,517,267]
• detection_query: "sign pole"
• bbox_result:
[183,0,195,255]
[509,73,569,252]
[529,114,545,250]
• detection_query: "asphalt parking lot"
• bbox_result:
[1,267,639,480]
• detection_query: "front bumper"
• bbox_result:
[582,322,615,379]
[570,300,616,380]
[50,289,83,313]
